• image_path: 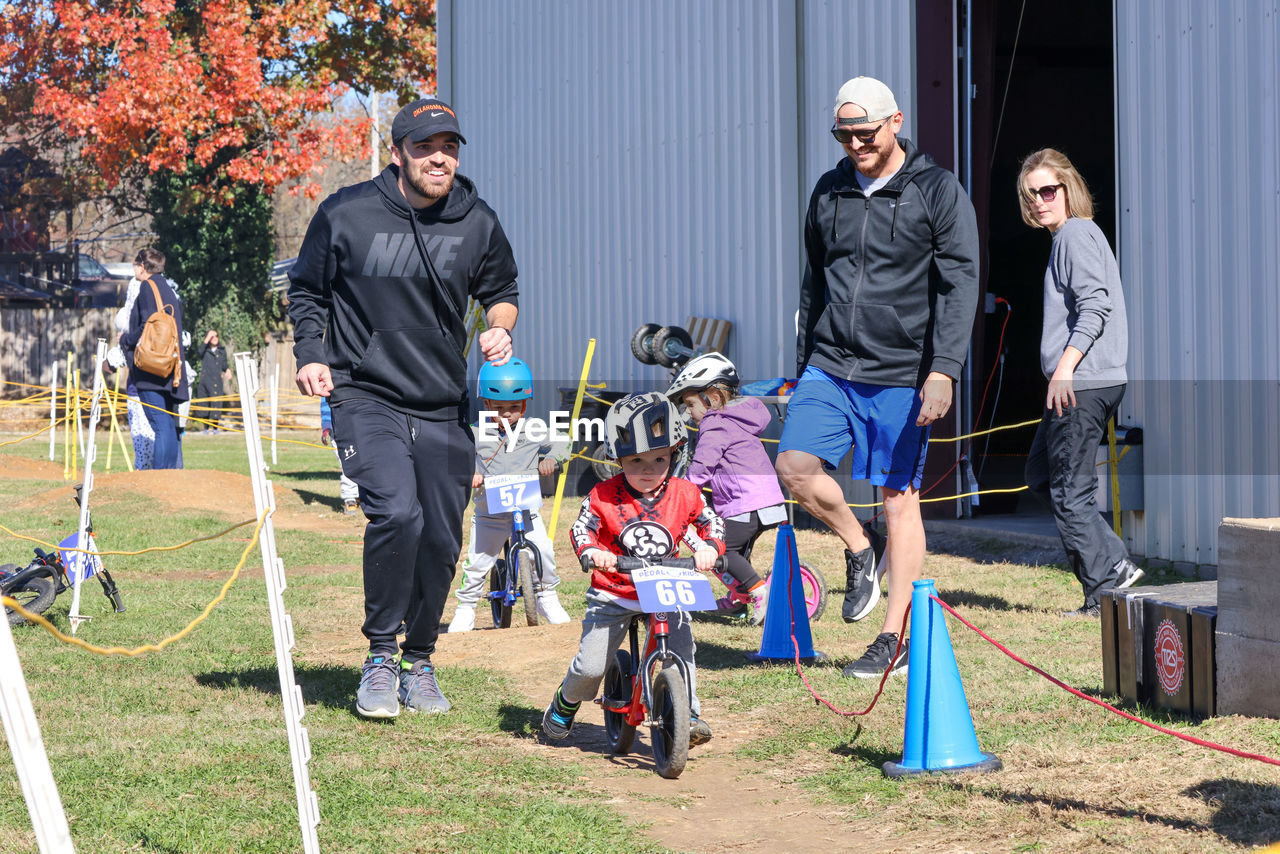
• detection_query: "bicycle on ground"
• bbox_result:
[484,473,546,628]
[586,554,723,780]
[1,484,125,627]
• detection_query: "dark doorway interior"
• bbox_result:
[970,0,1115,515]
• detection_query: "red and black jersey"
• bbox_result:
[570,475,726,601]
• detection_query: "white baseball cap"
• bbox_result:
[833,76,900,123]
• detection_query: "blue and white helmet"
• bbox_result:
[604,392,687,459]
[477,358,533,401]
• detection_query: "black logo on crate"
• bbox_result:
[1155,619,1186,696]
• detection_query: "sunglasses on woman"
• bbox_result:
[1027,183,1065,203]
[830,117,890,145]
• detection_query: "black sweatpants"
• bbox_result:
[332,397,474,661]
[721,513,770,590]
[1024,383,1128,608]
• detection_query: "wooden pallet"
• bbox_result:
[684,315,732,355]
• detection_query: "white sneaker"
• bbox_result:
[748,581,770,627]
[536,592,571,624]
[448,604,476,633]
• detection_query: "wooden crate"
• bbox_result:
[1101,581,1217,718]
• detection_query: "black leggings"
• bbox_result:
[720,513,773,590]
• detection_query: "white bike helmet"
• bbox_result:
[665,352,740,404]
[603,392,687,460]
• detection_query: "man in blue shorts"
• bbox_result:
[776,76,979,679]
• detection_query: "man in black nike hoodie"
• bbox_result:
[288,98,518,718]
[776,77,980,681]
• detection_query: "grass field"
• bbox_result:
[1,428,1278,853]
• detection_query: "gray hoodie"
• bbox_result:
[1040,217,1128,389]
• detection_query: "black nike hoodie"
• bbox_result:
[288,165,518,419]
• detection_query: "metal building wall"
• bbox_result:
[1115,1,1280,566]
[437,0,916,407]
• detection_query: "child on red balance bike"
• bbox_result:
[542,392,725,746]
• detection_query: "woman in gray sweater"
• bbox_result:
[1018,148,1144,616]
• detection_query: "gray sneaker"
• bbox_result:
[1114,558,1145,589]
[356,653,401,719]
[841,546,880,623]
[398,659,451,714]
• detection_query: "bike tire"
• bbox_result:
[630,323,662,365]
[649,665,690,779]
[514,544,540,627]
[589,442,617,483]
[489,559,512,629]
[602,649,636,755]
[651,325,694,369]
[5,576,57,627]
[799,562,828,623]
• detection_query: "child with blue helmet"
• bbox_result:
[448,358,571,631]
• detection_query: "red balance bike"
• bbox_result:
[581,554,723,779]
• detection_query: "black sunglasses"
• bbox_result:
[1027,183,1065,203]
[830,117,890,145]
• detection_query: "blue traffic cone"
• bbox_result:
[746,525,826,662]
[883,579,1002,777]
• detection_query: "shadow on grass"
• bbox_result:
[933,587,1041,614]
[289,487,343,512]
[1184,778,1280,846]
[830,740,900,769]
[197,662,357,712]
[496,702,542,739]
[936,779,1209,834]
[274,469,341,482]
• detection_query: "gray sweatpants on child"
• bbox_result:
[559,588,701,717]
[456,510,560,606]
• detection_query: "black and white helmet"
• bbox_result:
[604,392,687,459]
[665,352,740,403]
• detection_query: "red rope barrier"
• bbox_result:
[786,543,910,718]
[930,594,1280,767]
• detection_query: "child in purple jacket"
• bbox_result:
[667,354,787,625]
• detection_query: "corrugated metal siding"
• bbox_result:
[1115,1,1280,565]
[439,0,915,401]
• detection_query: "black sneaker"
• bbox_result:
[1062,603,1102,618]
[842,546,880,623]
[841,633,909,679]
[689,716,713,746]
[541,689,579,741]
[1113,558,1144,589]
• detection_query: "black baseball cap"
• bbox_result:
[391,98,467,145]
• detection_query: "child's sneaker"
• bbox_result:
[541,688,579,740]
[356,653,400,719]
[689,716,713,746]
[748,581,770,627]
[398,659,450,714]
[448,604,476,633]
[536,591,571,624]
[343,498,360,516]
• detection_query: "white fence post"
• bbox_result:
[66,340,106,636]
[233,353,321,854]
[0,612,76,853]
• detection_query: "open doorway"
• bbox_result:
[969,0,1116,516]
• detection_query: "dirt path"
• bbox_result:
[435,621,897,854]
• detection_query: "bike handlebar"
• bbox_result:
[579,554,724,574]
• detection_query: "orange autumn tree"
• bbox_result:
[0,0,436,203]
[0,0,436,351]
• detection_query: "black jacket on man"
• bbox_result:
[796,138,980,387]
[287,165,519,420]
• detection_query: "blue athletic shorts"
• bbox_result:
[778,366,931,491]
